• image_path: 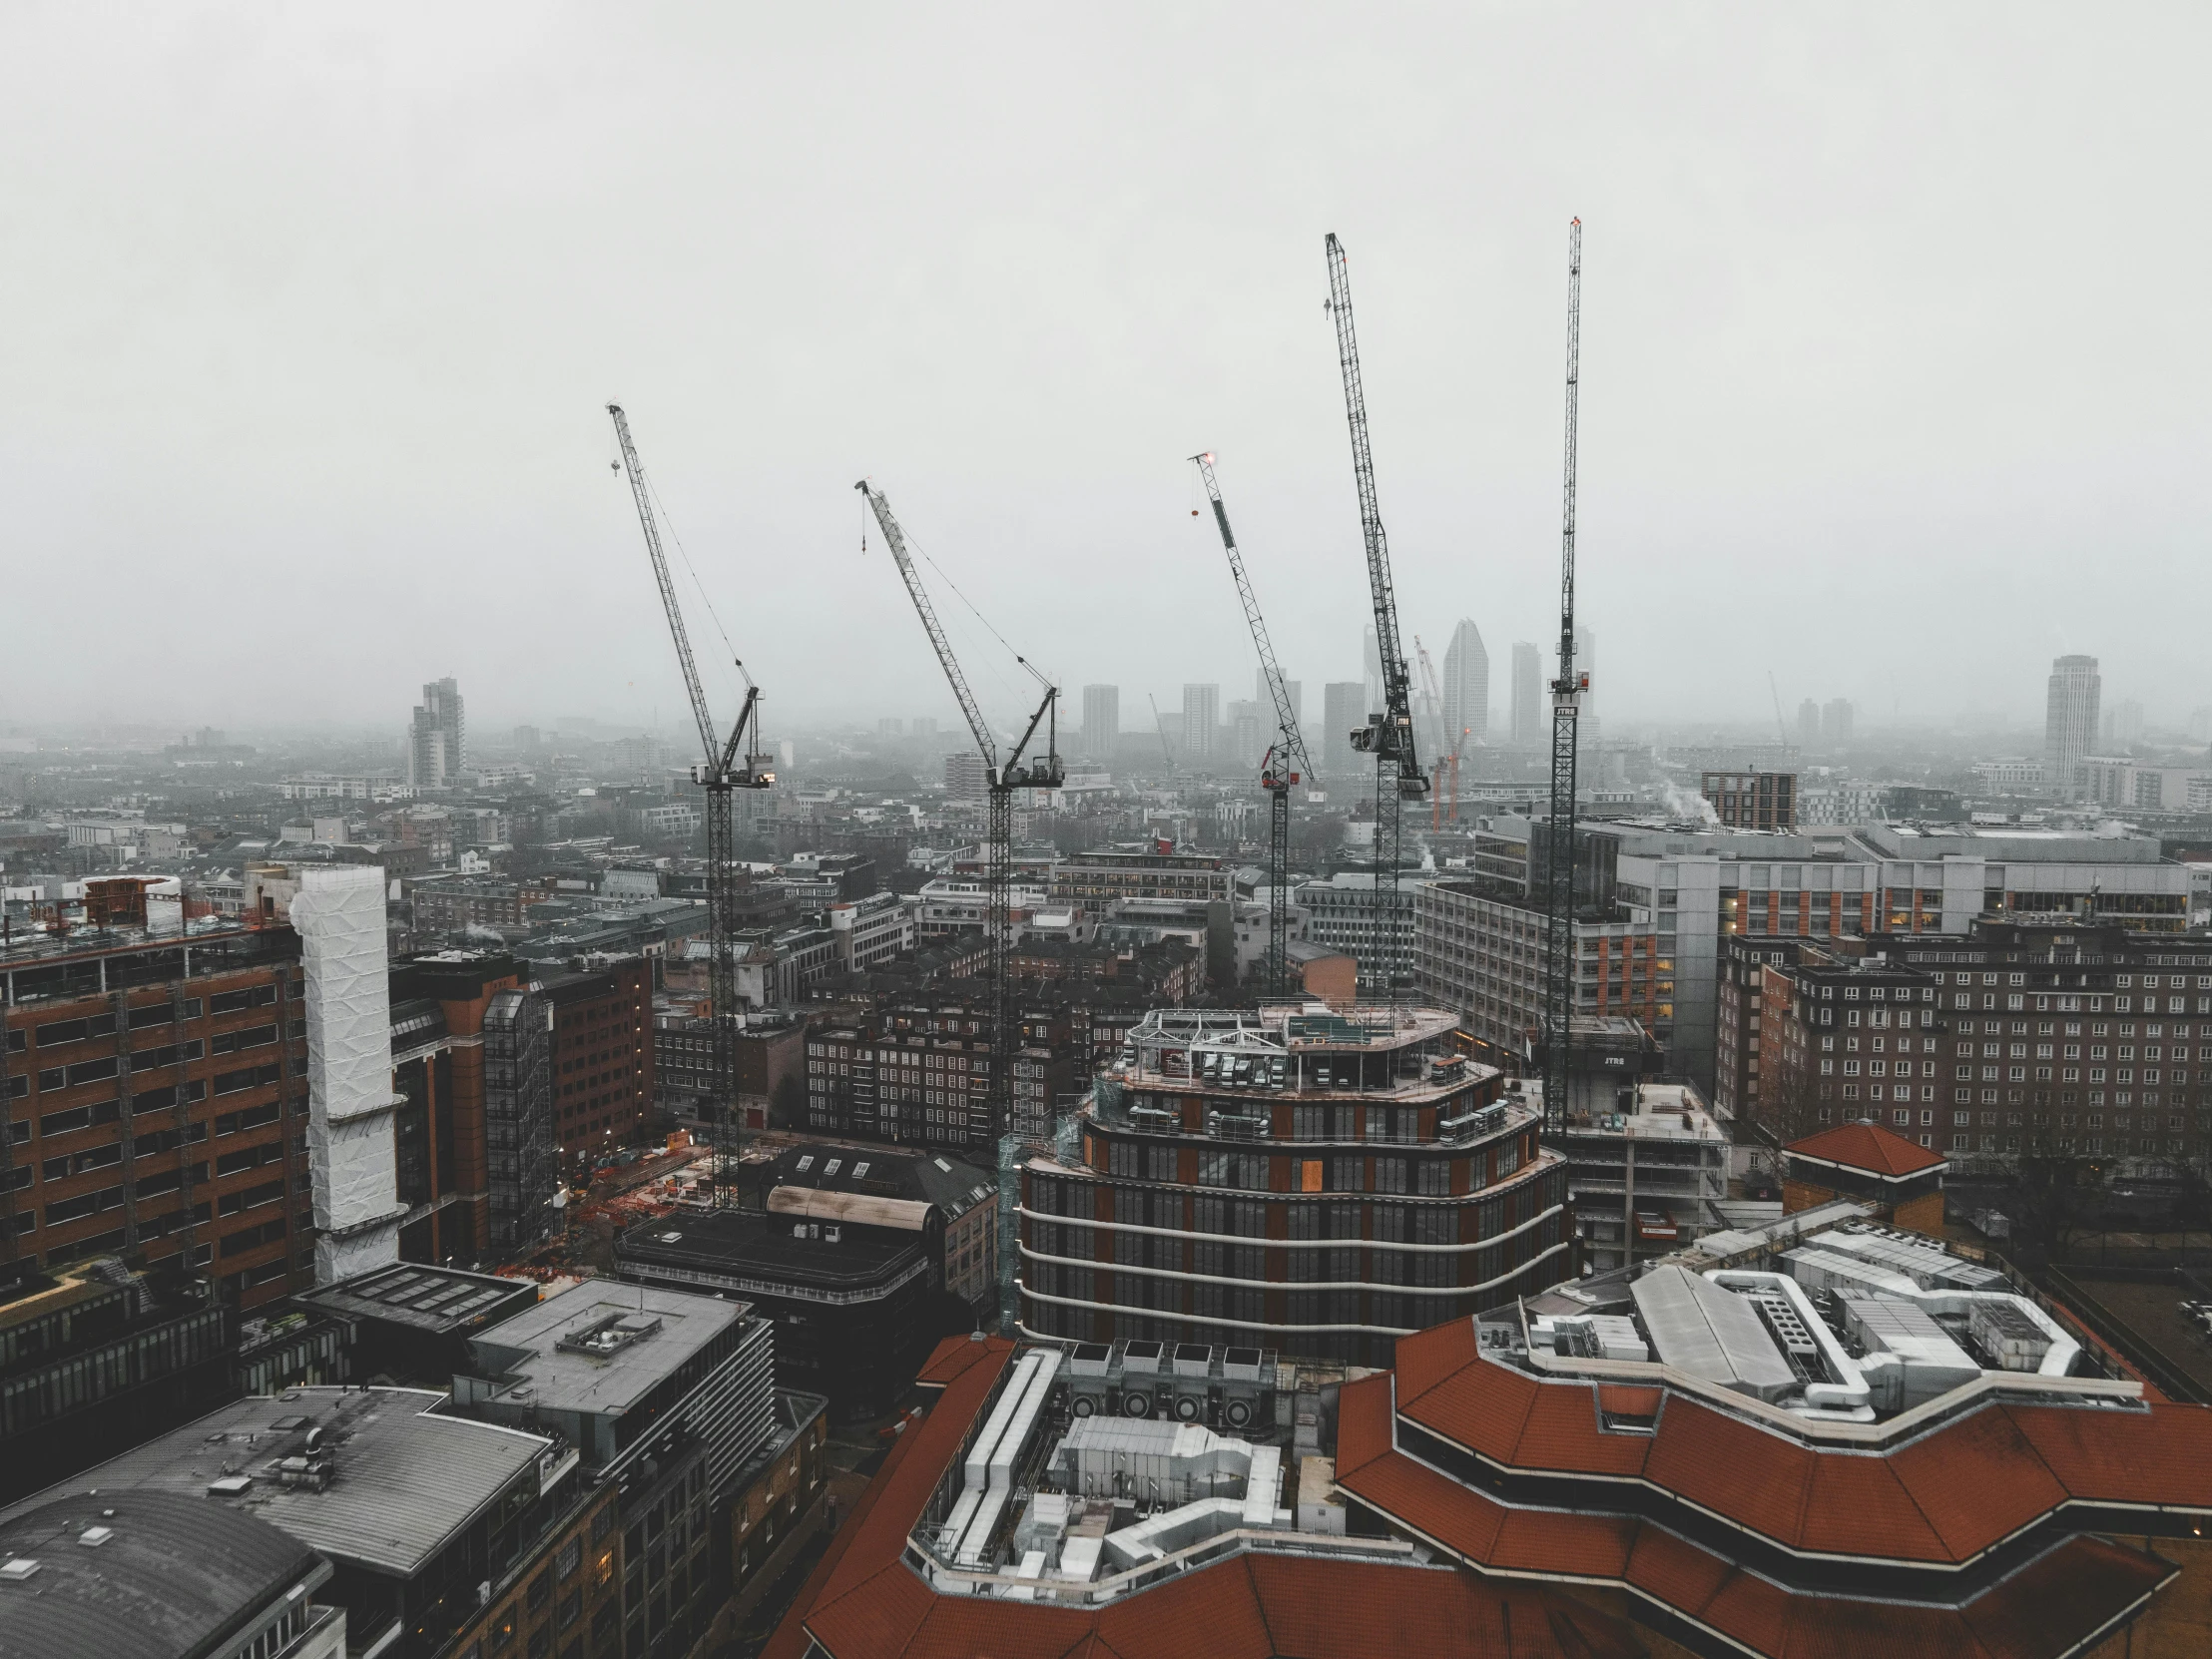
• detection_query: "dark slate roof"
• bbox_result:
[0,1488,319,1659]
[293,1262,539,1336]
[768,1142,995,1221]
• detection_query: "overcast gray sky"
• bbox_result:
[4,4,2207,746]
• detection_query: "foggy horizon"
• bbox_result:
[5,6,2209,742]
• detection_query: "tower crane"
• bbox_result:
[1324,235,1427,999]
[608,404,774,1197]
[855,482,1061,1150]
[1191,451,1312,993]
[1539,221,1586,1138]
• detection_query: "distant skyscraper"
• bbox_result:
[2045,656,2099,794]
[1181,683,1220,763]
[2110,698,2145,751]
[1253,669,1305,743]
[408,677,463,788]
[1440,621,1489,755]
[1225,700,1266,769]
[1797,699,1821,748]
[1823,697,1855,747]
[1510,643,1541,744]
[1081,684,1120,762]
[877,717,904,736]
[1323,682,1365,775]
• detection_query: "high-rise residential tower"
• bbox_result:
[1823,696,1854,747]
[1181,683,1220,763]
[1509,642,1541,744]
[1081,684,1120,762]
[407,677,463,788]
[1440,620,1488,754]
[1798,698,1822,747]
[2045,656,2099,795]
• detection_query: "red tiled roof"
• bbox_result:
[1784,1120,1946,1177]
[1391,1330,2212,1569]
[1334,1423,2179,1659]
[768,1345,1649,1659]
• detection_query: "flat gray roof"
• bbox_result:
[467,1285,743,1419]
[0,1386,550,1578]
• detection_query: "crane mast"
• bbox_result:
[1324,235,1427,999]
[857,480,1060,1329]
[609,404,773,1198]
[1192,452,1310,993]
[1540,221,1585,1139]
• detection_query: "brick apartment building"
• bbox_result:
[537,954,655,1167]
[1,916,312,1311]
[804,1002,1078,1154]
[1700,768,1798,829]
[1726,919,2212,1165]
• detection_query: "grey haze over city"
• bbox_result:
[5,4,2208,744]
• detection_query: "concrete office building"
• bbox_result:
[406,677,464,789]
[1017,1003,1572,1368]
[1179,684,1220,764]
[1439,619,1488,752]
[1293,872,1414,992]
[1080,684,1119,761]
[1412,878,1670,1057]
[1509,641,1542,744]
[454,1285,777,1657]
[2046,655,2101,795]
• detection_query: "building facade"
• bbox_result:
[2,919,310,1310]
[1018,1004,1573,1368]
[1049,847,1232,911]
[1700,768,1797,830]
[804,1003,1078,1153]
[1412,876,1671,1057]
[942,752,987,805]
[1293,872,1416,992]
[1735,920,2212,1169]
[539,955,655,1169]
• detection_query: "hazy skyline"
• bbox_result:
[5,5,2208,744]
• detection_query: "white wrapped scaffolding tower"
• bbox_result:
[294,865,404,1282]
